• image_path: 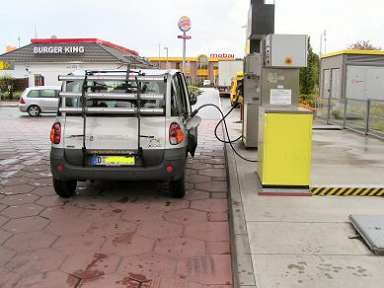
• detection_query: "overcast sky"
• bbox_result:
[1,0,382,58]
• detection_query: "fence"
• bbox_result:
[316,97,384,138]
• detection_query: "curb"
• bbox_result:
[219,94,257,288]
[224,143,257,288]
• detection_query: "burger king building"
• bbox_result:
[0,38,150,87]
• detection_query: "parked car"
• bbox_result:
[203,80,211,87]
[19,86,61,117]
[50,69,200,199]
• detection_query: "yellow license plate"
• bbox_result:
[92,155,135,166]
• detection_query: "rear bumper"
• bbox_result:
[50,148,186,181]
[18,104,27,112]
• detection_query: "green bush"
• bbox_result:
[0,75,15,100]
[188,85,202,97]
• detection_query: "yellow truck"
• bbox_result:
[230,72,244,107]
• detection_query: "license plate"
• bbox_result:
[91,155,135,166]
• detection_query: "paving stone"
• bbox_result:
[164,209,208,225]
[0,246,16,266]
[1,177,29,186]
[81,272,155,288]
[206,241,231,255]
[191,199,228,212]
[137,220,183,240]
[53,233,106,254]
[185,222,230,242]
[145,200,190,213]
[101,234,155,256]
[33,185,55,196]
[211,192,228,199]
[0,193,40,205]
[61,252,121,279]
[201,158,226,165]
[1,184,35,195]
[45,216,92,235]
[4,231,58,252]
[154,236,206,258]
[40,205,83,222]
[3,216,49,233]
[0,215,9,227]
[195,181,227,193]
[186,174,212,184]
[199,168,227,178]
[6,248,67,277]
[0,203,6,212]
[1,203,44,218]
[187,163,213,170]
[118,253,177,277]
[0,268,22,288]
[184,190,210,201]
[34,195,65,207]
[17,271,78,288]
[208,212,229,222]
[177,255,232,285]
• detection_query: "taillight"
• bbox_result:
[19,97,25,104]
[50,122,61,144]
[169,122,185,145]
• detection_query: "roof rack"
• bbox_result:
[58,68,168,165]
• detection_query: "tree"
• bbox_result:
[348,40,381,50]
[300,38,319,97]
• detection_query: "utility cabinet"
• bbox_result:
[258,106,313,188]
[264,34,308,68]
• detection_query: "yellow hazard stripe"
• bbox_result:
[311,187,384,197]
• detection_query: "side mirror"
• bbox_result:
[189,93,197,106]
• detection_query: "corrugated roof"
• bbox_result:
[321,49,384,59]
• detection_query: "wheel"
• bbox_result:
[28,105,41,117]
[53,178,77,198]
[169,177,186,199]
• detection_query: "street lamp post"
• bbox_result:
[164,47,169,69]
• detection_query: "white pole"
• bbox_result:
[158,43,161,69]
[182,32,187,73]
[164,47,169,69]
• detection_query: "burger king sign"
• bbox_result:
[178,16,191,33]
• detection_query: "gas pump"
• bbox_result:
[242,0,308,149]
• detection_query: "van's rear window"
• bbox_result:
[65,80,166,111]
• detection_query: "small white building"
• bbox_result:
[0,38,150,87]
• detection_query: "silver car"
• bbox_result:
[19,86,61,117]
[50,69,200,199]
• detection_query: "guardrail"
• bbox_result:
[316,97,384,138]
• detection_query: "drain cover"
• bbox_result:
[350,215,384,255]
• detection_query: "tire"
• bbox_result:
[53,178,77,198]
[169,176,186,199]
[28,105,41,117]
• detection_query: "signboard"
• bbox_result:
[270,89,292,105]
[33,46,85,55]
[210,53,235,59]
[0,60,14,70]
[178,16,191,32]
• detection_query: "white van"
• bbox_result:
[50,69,200,198]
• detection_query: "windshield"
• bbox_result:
[64,80,166,111]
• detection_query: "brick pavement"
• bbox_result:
[0,116,233,288]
